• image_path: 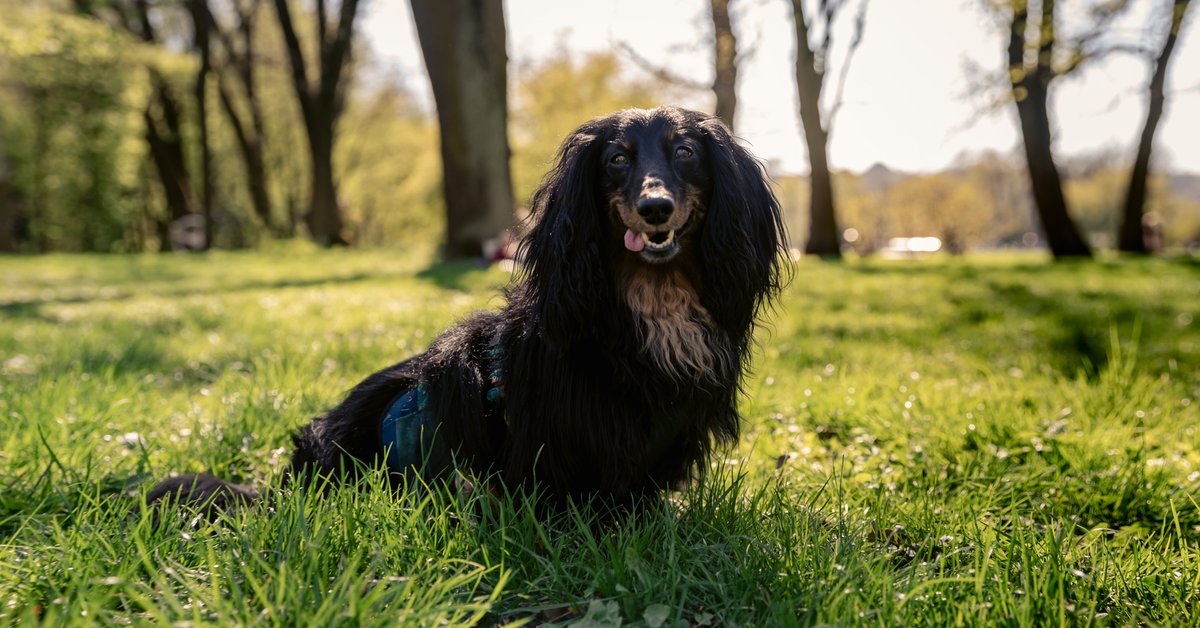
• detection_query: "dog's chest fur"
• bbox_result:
[620,267,718,379]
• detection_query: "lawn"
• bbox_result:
[1,246,1198,625]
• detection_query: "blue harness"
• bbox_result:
[378,344,505,480]
[378,382,448,481]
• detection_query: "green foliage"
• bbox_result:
[1,250,1198,623]
[335,84,443,247]
[3,7,1193,257]
[780,154,1200,255]
[0,3,449,252]
[859,172,998,253]
[775,154,1040,254]
[1067,168,1200,249]
[0,8,153,251]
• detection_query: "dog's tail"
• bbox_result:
[145,473,259,518]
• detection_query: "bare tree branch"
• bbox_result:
[316,0,328,58]
[1052,0,1134,78]
[272,0,313,127]
[709,0,739,130]
[613,41,710,91]
[815,0,846,72]
[271,0,360,245]
[328,0,359,116]
[826,0,869,137]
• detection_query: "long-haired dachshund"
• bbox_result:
[149,106,786,512]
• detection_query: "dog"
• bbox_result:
[149,106,786,513]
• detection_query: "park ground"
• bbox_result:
[0,246,1198,624]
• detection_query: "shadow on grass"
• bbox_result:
[0,272,384,320]
[976,280,1114,376]
[832,260,1192,377]
[417,259,509,293]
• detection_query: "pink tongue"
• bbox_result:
[623,229,645,252]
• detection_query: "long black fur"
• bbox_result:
[150,107,785,512]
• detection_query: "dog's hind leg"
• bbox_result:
[145,473,258,518]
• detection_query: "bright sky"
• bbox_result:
[362,0,1200,176]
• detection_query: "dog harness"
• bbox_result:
[378,343,505,480]
[378,382,445,480]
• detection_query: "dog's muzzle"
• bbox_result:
[622,209,688,264]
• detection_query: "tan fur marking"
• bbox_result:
[622,269,717,379]
[683,185,705,221]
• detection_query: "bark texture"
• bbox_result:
[410,0,515,259]
[710,0,739,132]
[1007,0,1092,258]
[273,0,360,246]
[1119,0,1191,253]
[791,0,840,258]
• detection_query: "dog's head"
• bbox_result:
[598,110,709,265]
[522,107,786,346]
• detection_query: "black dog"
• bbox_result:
[150,106,785,512]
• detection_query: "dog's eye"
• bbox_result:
[674,146,694,160]
[609,154,629,166]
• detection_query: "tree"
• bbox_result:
[995,0,1138,259]
[207,0,279,235]
[710,0,739,130]
[612,0,747,131]
[188,0,215,250]
[1005,1,1090,258]
[335,81,442,247]
[96,0,202,249]
[789,0,868,258]
[0,146,17,252]
[272,0,360,246]
[0,8,145,252]
[1119,0,1192,253]
[410,0,514,259]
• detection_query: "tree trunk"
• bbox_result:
[710,0,738,132]
[791,0,840,258]
[217,78,274,231]
[301,103,348,246]
[211,1,276,234]
[0,162,20,251]
[272,0,358,246]
[142,79,197,238]
[190,0,214,250]
[245,142,273,232]
[1120,0,1190,253]
[307,121,346,246]
[410,0,515,259]
[102,0,201,249]
[1013,85,1090,257]
[1007,2,1091,259]
[242,26,274,234]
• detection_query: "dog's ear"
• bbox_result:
[697,117,788,336]
[519,124,607,348]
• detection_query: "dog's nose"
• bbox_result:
[636,196,675,226]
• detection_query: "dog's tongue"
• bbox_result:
[623,229,645,252]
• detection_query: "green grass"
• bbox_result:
[1,246,1198,625]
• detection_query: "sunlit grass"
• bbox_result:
[1,249,1197,624]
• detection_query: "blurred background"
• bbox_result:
[0,0,1196,259]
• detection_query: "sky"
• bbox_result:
[361,0,1200,176]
